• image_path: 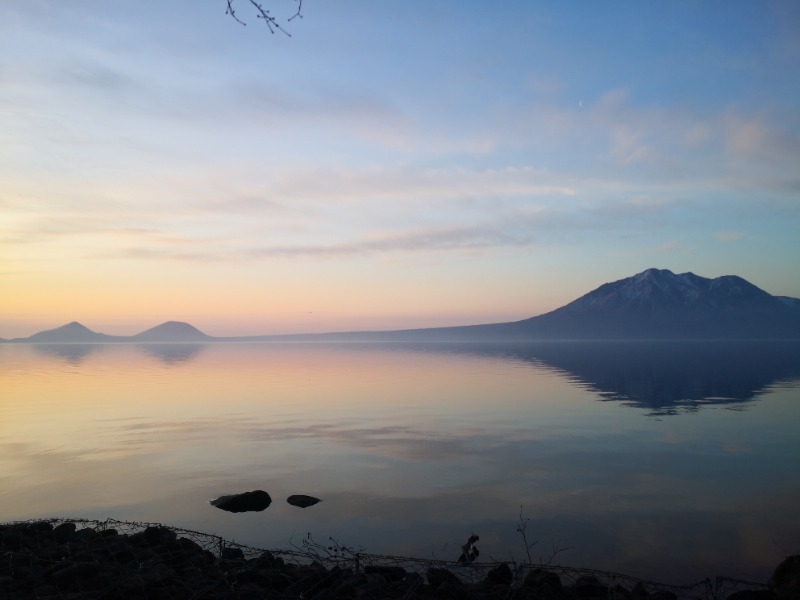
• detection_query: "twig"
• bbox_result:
[225,0,302,36]
[516,505,536,565]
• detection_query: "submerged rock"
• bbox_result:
[210,490,272,512]
[286,494,322,508]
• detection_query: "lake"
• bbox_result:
[1,340,798,584]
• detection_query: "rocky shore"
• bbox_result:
[1,520,796,600]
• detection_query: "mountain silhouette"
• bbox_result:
[6,269,800,342]
[285,268,800,341]
[23,321,115,343]
[505,268,800,339]
[133,321,211,342]
[9,321,211,343]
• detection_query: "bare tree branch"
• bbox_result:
[225,0,302,36]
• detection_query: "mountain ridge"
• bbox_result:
[24,321,116,343]
[513,268,799,338]
[8,320,210,344]
[6,269,800,342]
[133,321,211,342]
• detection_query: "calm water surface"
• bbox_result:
[1,341,798,583]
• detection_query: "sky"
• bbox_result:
[2,1,799,338]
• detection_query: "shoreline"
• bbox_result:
[2,518,788,600]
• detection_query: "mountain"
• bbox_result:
[300,268,799,341]
[5,269,800,342]
[132,321,211,342]
[19,321,115,343]
[8,320,211,343]
[485,268,800,340]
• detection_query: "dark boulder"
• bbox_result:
[648,592,677,600]
[364,565,407,583]
[53,521,76,543]
[287,494,322,508]
[726,590,776,600]
[574,574,607,598]
[143,525,178,545]
[72,527,100,543]
[211,490,272,512]
[486,563,513,586]
[769,555,800,600]
[220,546,245,561]
[427,567,463,589]
[523,569,563,590]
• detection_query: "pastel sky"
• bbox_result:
[2,1,799,338]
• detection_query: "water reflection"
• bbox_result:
[31,343,102,365]
[24,340,800,413]
[28,342,206,366]
[401,341,800,415]
[137,343,206,364]
[2,340,799,583]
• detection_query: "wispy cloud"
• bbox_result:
[2,0,798,319]
[488,87,800,197]
[96,193,697,264]
[609,238,692,259]
[714,231,745,242]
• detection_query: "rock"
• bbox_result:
[253,550,284,569]
[486,563,513,586]
[441,582,472,600]
[427,567,463,589]
[631,582,650,597]
[211,490,272,512]
[332,580,358,599]
[364,565,407,583]
[221,546,245,561]
[46,560,98,585]
[575,574,608,598]
[769,555,800,600]
[257,568,294,591]
[99,527,118,537]
[53,521,76,543]
[143,525,178,545]
[648,592,677,600]
[8,518,795,600]
[287,494,322,508]
[726,590,776,600]
[72,527,100,543]
[523,568,563,590]
[237,581,268,600]
[611,583,634,599]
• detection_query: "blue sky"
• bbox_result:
[2,1,799,337]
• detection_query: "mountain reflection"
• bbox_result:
[29,342,207,366]
[26,339,800,414]
[31,343,101,364]
[406,340,800,415]
[137,343,207,364]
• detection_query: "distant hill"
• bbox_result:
[8,321,211,343]
[132,321,211,342]
[502,268,800,339]
[21,321,116,343]
[5,269,800,342]
[293,268,800,341]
